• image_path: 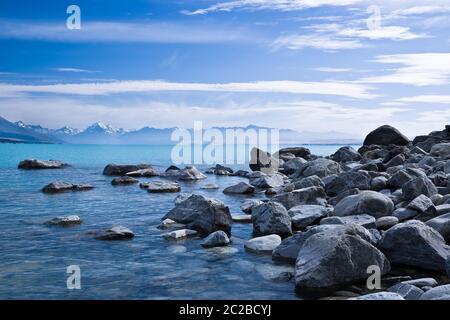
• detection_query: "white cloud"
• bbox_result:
[397,95,450,104]
[182,0,361,15]
[0,79,376,99]
[0,20,254,44]
[54,68,99,73]
[361,53,450,86]
[338,26,426,40]
[313,67,353,73]
[272,34,365,51]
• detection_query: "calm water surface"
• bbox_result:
[0,144,354,299]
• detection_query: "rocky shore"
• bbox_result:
[20,124,450,300]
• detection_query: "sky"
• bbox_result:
[1,0,450,137]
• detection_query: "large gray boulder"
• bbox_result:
[402,176,438,201]
[331,146,361,163]
[201,231,230,248]
[378,220,449,271]
[288,205,332,229]
[294,232,390,297]
[223,182,255,194]
[252,202,292,237]
[292,175,324,189]
[272,187,327,210]
[283,158,307,174]
[250,173,285,188]
[249,147,279,173]
[320,214,376,229]
[300,158,341,178]
[426,213,450,242]
[163,194,232,236]
[276,147,311,159]
[103,164,152,176]
[18,159,69,170]
[325,171,370,196]
[387,168,426,189]
[363,125,410,146]
[333,191,394,219]
[430,143,450,158]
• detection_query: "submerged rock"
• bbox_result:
[244,235,282,254]
[143,181,181,193]
[111,176,139,185]
[232,214,252,223]
[103,164,152,176]
[92,226,135,240]
[201,231,230,248]
[163,194,232,236]
[45,215,82,226]
[125,168,158,177]
[42,182,94,194]
[223,182,255,194]
[18,159,69,170]
[163,229,198,240]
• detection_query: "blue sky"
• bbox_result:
[1,0,450,137]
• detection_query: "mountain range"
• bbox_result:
[0,116,362,145]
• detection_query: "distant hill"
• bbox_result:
[1,116,362,145]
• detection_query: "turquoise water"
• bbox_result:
[0,143,353,299]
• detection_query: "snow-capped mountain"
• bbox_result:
[83,122,118,135]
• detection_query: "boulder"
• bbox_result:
[103,164,152,176]
[252,202,292,237]
[125,168,158,177]
[363,125,410,146]
[350,292,404,300]
[387,168,426,189]
[402,176,438,201]
[201,231,231,248]
[93,226,134,240]
[288,205,332,229]
[430,143,450,158]
[250,173,285,189]
[331,146,361,163]
[376,216,399,230]
[402,278,438,288]
[276,147,311,159]
[249,147,279,173]
[223,182,255,194]
[244,235,282,254]
[292,175,324,189]
[18,159,69,170]
[111,176,138,185]
[325,171,370,196]
[378,220,449,271]
[388,283,424,300]
[333,191,394,219]
[143,181,181,193]
[420,285,450,300]
[406,195,437,221]
[283,158,307,174]
[320,214,376,229]
[163,194,232,236]
[426,213,450,242]
[294,233,390,297]
[300,158,341,178]
[45,215,82,226]
[370,176,388,192]
[392,207,419,222]
[163,229,198,240]
[42,182,94,194]
[272,187,327,210]
[176,166,207,181]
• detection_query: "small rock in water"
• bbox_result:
[157,218,185,230]
[103,164,152,176]
[349,292,404,300]
[244,235,282,254]
[145,181,181,193]
[223,182,255,194]
[111,176,139,185]
[163,229,198,240]
[254,264,294,282]
[176,166,207,181]
[167,245,187,254]
[45,215,82,226]
[126,168,158,177]
[18,159,69,170]
[201,231,230,248]
[231,215,252,223]
[93,226,134,240]
[42,182,94,194]
[200,183,219,190]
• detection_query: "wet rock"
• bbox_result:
[420,285,450,300]
[200,183,220,190]
[402,176,438,201]
[240,199,264,214]
[363,125,410,146]
[163,194,232,236]
[223,182,255,194]
[42,182,94,194]
[325,171,370,196]
[320,214,376,229]
[331,146,361,163]
[350,292,404,300]
[111,176,139,185]
[300,158,342,178]
[93,226,134,240]
[288,205,332,229]
[249,147,279,173]
[250,173,285,189]
[232,214,252,223]
[294,232,390,297]
[244,235,282,254]
[45,215,81,226]
[252,202,292,237]
[283,158,308,175]
[163,229,198,240]
[176,166,207,181]
[272,187,327,210]
[376,216,399,230]
[333,191,394,219]
[426,213,450,242]
[388,283,424,300]
[142,181,181,193]
[103,164,152,176]
[174,193,193,205]
[125,168,158,177]
[378,220,449,271]
[18,159,69,170]
[201,231,231,248]
[157,218,185,230]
